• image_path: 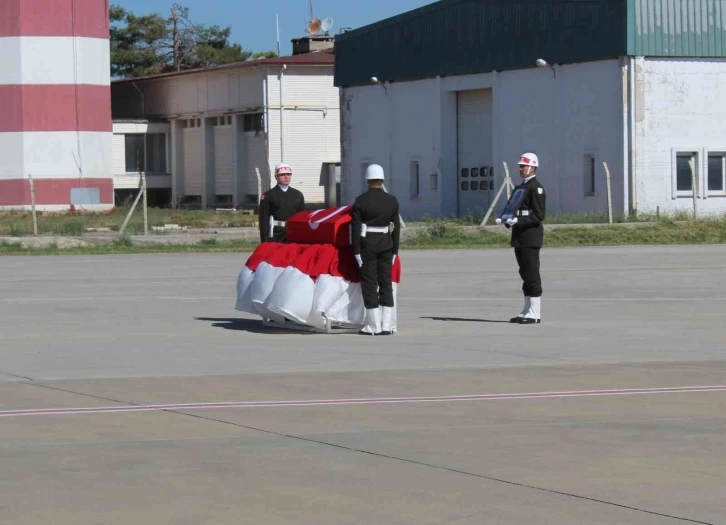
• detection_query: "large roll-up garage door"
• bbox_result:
[214,118,234,197]
[183,119,203,197]
[457,89,494,217]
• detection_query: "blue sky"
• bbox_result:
[112,0,435,56]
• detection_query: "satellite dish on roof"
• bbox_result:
[321,17,333,34]
[307,17,321,34]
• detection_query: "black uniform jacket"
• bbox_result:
[509,176,546,249]
[351,188,401,256]
[258,185,305,243]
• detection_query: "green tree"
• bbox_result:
[110,4,276,78]
[251,51,278,60]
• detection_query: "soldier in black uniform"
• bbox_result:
[351,164,401,335]
[258,162,305,243]
[499,152,546,324]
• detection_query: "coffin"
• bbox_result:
[286,206,352,247]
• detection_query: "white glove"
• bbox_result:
[392,254,397,265]
[506,218,518,226]
[495,218,502,225]
[355,254,363,267]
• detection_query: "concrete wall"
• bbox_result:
[634,57,726,216]
[341,79,442,218]
[342,60,626,220]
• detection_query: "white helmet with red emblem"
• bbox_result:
[275,162,293,176]
[517,152,539,167]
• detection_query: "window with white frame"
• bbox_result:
[584,153,595,197]
[707,152,726,196]
[124,134,145,173]
[124,133,167,174]
[675,151,698,196]
[409,160,420,197]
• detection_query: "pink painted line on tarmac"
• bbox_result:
[2,386,726,419]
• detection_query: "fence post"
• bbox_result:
[141,171,148,236]
[603,161,613,224]
[690,156,698,219]
[255,168,262,206]
[480,161,511,227]
[118,183,144,239]
[28,174,38,236]
[504,162,514,201]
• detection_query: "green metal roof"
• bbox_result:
[334,0,726,87]
[630,0,726,55]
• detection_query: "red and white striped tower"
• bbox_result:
[0,0,113,210]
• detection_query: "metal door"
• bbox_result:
[457,89,494,217]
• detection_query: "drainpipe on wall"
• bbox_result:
[279,64,286,162]
[628,56,637,215]
[262,71,270,194]
[387,81,393,195]
[621,59,629,217]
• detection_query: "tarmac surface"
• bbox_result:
[1,245,725,524]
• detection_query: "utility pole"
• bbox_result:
[171,6,180,71]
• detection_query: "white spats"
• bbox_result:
[381,306,394,334]
[360,307,382,335]
[523,296,541,320]
[520,296,531,317]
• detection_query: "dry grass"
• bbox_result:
[2,211,726,256]
[403,217,726,249]
[0,206,257,237]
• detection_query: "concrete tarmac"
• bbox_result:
[1,245,725,524]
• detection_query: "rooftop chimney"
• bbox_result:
[291,35,335,56]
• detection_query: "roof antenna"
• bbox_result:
[276,13,280,56]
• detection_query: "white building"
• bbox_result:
[334,0,726,221]
[111,38,340,208]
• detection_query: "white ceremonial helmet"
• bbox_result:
[517,152,539,167]
[365,164,385,180]
[275,162,293,176]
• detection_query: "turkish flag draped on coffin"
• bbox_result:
[235,206,401,329]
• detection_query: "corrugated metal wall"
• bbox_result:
[214,125,235,196]
[266,71,340,203]
[111,134,126,175]
[334,0,628,87]
[112,70,263,119]
[183,127,203,196]
[629,0,726,55]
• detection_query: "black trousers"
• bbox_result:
[360,248,394,309]
[270,226,287,243]
[514,247,542,297]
